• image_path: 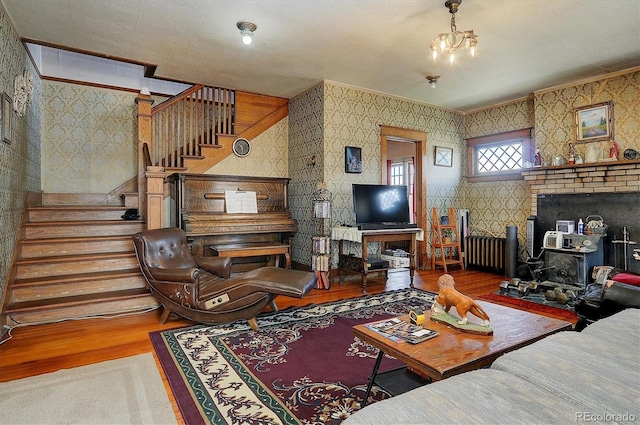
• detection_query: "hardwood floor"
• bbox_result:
[0,268,575,423]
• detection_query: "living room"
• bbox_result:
[0,1,639,423]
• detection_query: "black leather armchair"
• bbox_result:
[132,227,317,330]
[575,280,640,331]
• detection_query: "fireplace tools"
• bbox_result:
[612,227,638,270]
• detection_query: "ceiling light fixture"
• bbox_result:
[426,74,440,89]
[430,0,478,63]
[237,21,257,45]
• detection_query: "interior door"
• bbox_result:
[380,126,427,269]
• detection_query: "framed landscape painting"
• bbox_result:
[575,101,613,143]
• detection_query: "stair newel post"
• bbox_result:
[135,92,154,223]
[145,167,165,230]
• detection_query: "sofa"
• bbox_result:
[344,308,639,424]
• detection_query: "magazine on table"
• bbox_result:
[366,317,438,344]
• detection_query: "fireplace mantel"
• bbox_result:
[522,159,640,214]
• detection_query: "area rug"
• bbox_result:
[150,288,436,425]
[479,292,578,321]
[0,353,177,425]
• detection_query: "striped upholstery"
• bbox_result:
[344,309,639,425]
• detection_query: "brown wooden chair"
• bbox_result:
[132,227,317,330]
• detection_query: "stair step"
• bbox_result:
[21,235,134,258]
[16,252,139,280]
[25,220,145,239]
[28,206,134,222]
[5,289,159,327]
[120,192,139,208]
[10,269,146,303]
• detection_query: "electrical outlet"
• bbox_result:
[204,293,230,309]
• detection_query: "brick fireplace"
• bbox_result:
[522,160,640,273]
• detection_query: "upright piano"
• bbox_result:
[171,174,298,266]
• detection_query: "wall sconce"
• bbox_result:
[237,21,257,45]
[307,154,317,167]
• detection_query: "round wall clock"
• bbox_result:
[232,137,251,157]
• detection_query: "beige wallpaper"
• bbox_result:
[0,5,41,301]
[463,98,534,246]
[534,71,640,164]
[41,81,138,193]
[289,81,464,266]
[463,70,640,260]
[206,116,289,177]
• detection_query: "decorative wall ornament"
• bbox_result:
[2,93,11,144]
[434,146,453,167]
[13,69,34,117]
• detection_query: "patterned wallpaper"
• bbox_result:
[463,70,640,260]
[41,81,138,193]
[288,83,325,265]
[534,71,640,163]
[289,81,464,266]
[463,98,535,247]
[0,5,41,301]
[206,117,289,177]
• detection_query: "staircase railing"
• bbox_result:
[149,84,235,168]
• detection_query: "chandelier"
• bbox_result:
[430,0,478,63]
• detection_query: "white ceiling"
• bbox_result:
[3,0,639,112]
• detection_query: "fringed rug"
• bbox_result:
[150,288,435,425]
[479,292,578,322]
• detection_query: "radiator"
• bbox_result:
[464,236,506,271]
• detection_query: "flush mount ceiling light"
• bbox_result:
[237,21,257,45]
[426,74,440,89]
[430,0,478,63]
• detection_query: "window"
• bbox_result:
[466,128,533,182]
[389,158,415,222]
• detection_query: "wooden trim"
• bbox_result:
[379,125,428,269]
[466,128,533,183]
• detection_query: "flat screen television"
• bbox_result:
[352,184,415,230]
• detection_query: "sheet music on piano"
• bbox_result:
[224,190,258,214]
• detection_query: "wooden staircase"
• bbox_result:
[4,201,159,327]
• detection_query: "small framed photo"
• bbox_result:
[434,146,453,167]
[575,101,614,143]
[2,93,12,144]
[345,146,362,173]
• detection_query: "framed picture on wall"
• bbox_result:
[345,146,362,173]
[575,101,614,143]
[2,93,12,144]
[434,146,453,167]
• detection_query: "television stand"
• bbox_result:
[331,226,423,293]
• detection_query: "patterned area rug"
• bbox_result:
[150,288,436,425]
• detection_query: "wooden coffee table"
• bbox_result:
[353,301,572,406]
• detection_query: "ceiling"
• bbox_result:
[2,0,639,112]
